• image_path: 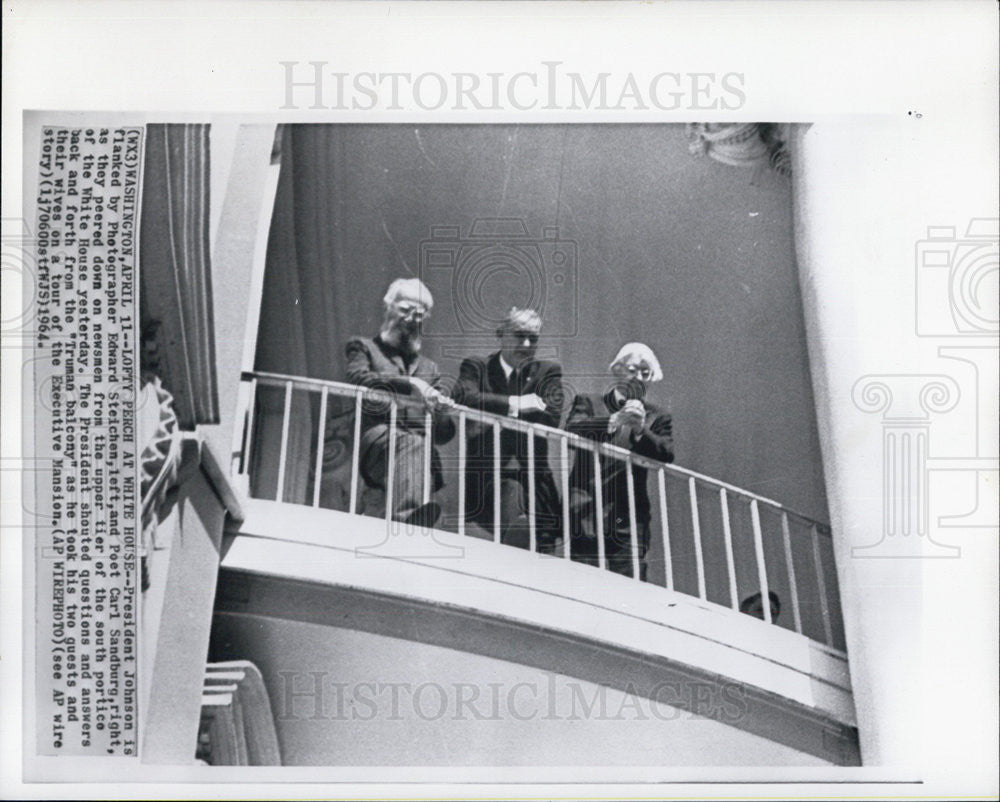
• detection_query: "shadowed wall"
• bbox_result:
[255,124,827,523]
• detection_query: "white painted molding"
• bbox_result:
[224,499,855,728]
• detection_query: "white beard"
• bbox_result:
[382,322,421,355]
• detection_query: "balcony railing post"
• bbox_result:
[750,499,773,624]
[275,380,293,503]
[658,468,673,592]
[720,488,739,610]
[527,431,537,552]
[560,436,571,560]
[348,388,363,515]
[625,455,640,580]
[312,386,328,508]
[423,410,432,505]
[242,377,258,476]
[593,448,606,571]
[240,371,844,651]
[385,401,398,523]
[688,477,707,600]
[811,524,834,645]
[457,412,466,536]
[493,421,501,544]
[781,512,804,634]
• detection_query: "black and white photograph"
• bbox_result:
[200,121,851,767]
[2,2,998,799]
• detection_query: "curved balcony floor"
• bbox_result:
[212,499,859,766]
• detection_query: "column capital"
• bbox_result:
[851,374,959,422]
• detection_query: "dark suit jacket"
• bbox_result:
[344,335,455,488]
[567,386,674,526]
[454,352,563,530]
[455,352,562,428]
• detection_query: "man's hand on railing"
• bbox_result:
[240,371,842,645]
[509,392,549,417]
[410,377,457,413]
[242,370,822,524]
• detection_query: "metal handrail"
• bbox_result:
[243,370,830,531]
[236,369,840,647]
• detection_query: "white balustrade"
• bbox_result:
[236,370,841,647]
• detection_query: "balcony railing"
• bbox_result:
[233,370,845,651]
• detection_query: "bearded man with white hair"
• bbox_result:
[344,278,455,528]
[566,342,674,580]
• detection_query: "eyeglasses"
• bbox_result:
[394,302,428,322]
[509,330,540,345]
[622,363,653,380]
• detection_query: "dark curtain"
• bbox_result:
[250,123,830,527]
[140,123,217,428]
[252,126,372,504]
[255,125,373,382]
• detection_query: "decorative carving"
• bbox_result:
[686,123,791,176]
[140,377,181,505]
[139,373,182,591]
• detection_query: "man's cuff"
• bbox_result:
[508,396,518,417]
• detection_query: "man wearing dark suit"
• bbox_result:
[345,278,455,527]
[454,308,564,549]
[566,343,674,579]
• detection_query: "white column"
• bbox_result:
[212,122,279,476]
[791,118,998,769]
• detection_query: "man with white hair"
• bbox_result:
[454,307,564,550]
[566,342,674,580]
[344,278,455,527]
